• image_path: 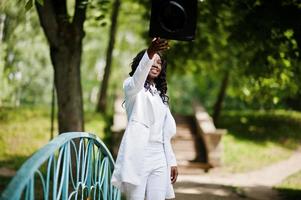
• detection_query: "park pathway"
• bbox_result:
[172,115,301,200]
[1,113,301,199]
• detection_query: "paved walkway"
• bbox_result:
[175,151,301,200]
[1,112,300,200]
[173,116,301,200]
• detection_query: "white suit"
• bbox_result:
[111,52,177,199]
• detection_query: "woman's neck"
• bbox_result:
[146,77,155,85]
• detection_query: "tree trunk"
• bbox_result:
[96,0,121,113]
[52,44,84,132]
[36,0,86,133]
[0,14,5,42]
[213,70,229,125]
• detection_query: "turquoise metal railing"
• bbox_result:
[0,132,121,200]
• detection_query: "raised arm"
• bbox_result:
[123,38,169,96]
[123,52,153,96]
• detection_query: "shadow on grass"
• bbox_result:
[277,188,301,200]
[0,176,12,195]
[0,155,30,194]
[174,181,296,200]
[218,110,301,149]
[0,155,29,170]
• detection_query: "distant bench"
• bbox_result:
[193,102,227,168]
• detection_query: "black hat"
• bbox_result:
[149,0,198,41]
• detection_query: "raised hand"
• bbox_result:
[147,37,169,59]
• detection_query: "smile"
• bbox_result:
[151,69,159,73]
[151,67,160,74]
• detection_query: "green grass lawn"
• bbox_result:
[0,106,106,193]
[275,170,301,200]
[1,107,301,195]
[0,106,106,169]
[218,110,301,173]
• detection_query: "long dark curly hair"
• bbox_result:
[129,49,169,104]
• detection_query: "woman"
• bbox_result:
[111,38,178,200]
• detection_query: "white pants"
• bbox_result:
[124,142,168,200]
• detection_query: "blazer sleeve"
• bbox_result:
[164,107,177,166]
[165,139,177,166]
[123,52,154,96]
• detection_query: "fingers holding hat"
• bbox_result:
[147,37,170,58]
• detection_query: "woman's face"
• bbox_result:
[148,54,162,79]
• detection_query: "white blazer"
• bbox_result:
[111,52,177,199]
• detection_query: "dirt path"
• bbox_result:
[175,151,301,200]
[173,117,301,200]
[1,113,300,200]
[0,167,15,177]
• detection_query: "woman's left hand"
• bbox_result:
[170,166,178,184]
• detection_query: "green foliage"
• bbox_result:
[0,106,105,170]
[228,0,301,110]
[219,110,301,148]
[82,0,149,111]
[0,106,106,193]
[223,134,292,173]
[276,170,301,200]
[2,0,301,120]
[85,110,106,136]
[219,109,301,172]
[85,0,111,27]
[168,72,221,114]
[133,0,301,112]
[25,0,33,11]
[24,0,44,11]
[1,0,113,109]
[0,106,55,169]
[0,1,52,107]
